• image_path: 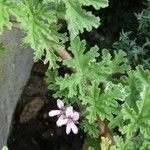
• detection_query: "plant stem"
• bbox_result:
[97,116,114,144]
[10,19,20,28]
[55,48,72,60]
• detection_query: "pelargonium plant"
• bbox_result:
[0,0,150,149]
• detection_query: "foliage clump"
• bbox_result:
[0,0,150,150]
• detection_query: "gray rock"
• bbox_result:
[0,28,33,148]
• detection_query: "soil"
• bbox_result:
[7,62,84,150]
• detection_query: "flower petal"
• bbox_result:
[49,110,61,117]
[72,112,79,121]
[66,106,73,117]
[56,115,68,127]
[57,99,64,109]
[66,123,71,135]
[70,121,78,134]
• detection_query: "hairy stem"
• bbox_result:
[55,48,72,60]
[10,19,20,28]
[97,116,114,144]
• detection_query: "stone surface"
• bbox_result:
[0,28,33,148]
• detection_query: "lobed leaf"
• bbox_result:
[65,1,100,39]
[121,86,150,139]
[0,0,13,33]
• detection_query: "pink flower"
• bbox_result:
[49,100,80,135]
[49,99,66,126]
[64,106,79,135]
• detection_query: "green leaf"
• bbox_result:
[65,1,100,38]
[56,73,84,98]
[44,0,108,38]
[140,141,150,150]
[134,65,150,86]
[11,0,67,69]
[81,119,99,138]
[111,134,150,150]
[45,70,69,98]
[110,136,134,150]
[121,71,139,108]
[56,36,99,97]
[80,0,109,10]
[121,86,150,139]
[111,50,130,73]
[0,0,13,33]
[99,49,130,75]
[64,36,99,73]
[93,49,130,83]
[82,81,122,123]
[108,113,123,129]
